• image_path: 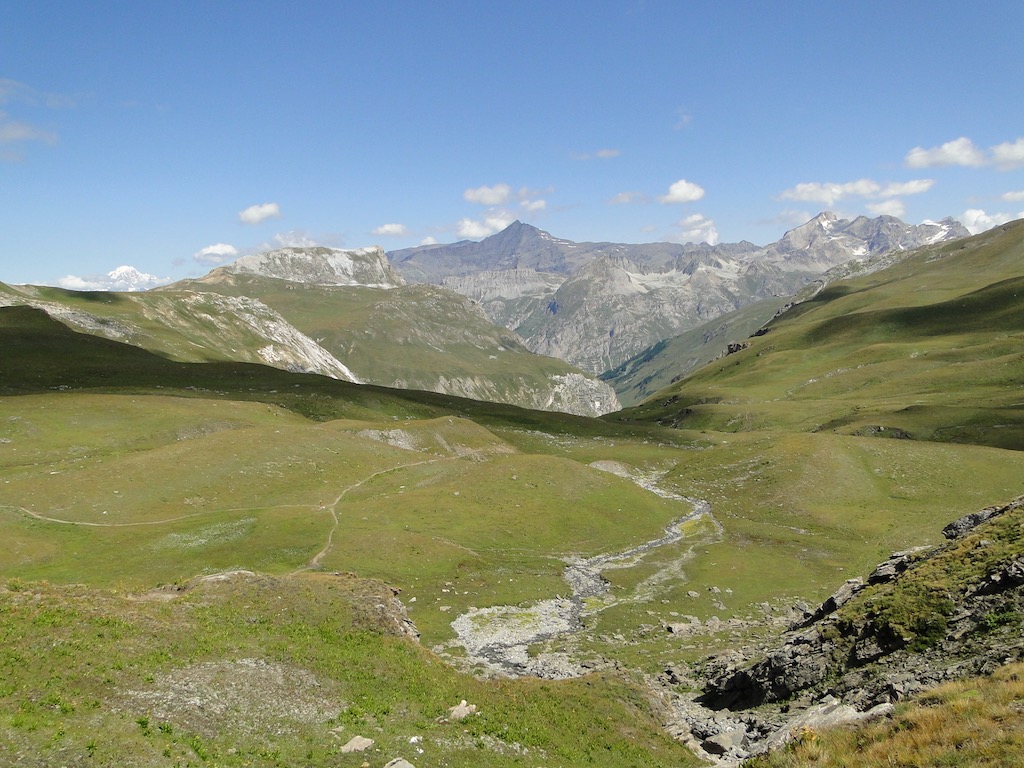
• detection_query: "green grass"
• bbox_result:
[5,254,1024,768]
[742,662,1024,768]
[0,574,697,768]
[616,220,1024,451]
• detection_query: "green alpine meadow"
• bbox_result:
[2,219,1024,766]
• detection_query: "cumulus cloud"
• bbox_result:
[904,136,1024,170]
[420,236,438,245]
[238,202,281,225]
[905,137,986,168]
[779,178,934,207]
[659,179,706,204]
[671,213,719,245]
[371,223,408,236]
[193,243,239,265]
[880,179,936,197]
[1002,190,1024,202]
[456,213,515,239]
[455,183,548,239]
[463,183,511,206]
[992,138,1024,170]
[960,208,1024,235]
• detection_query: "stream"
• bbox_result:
[448,463,719,678]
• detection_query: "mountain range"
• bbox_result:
[389,214,969,376]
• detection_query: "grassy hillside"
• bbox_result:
[616,219,1024,451]
[164,274,616,412]
[0,574,695,768]
[601,297,789,407]
[4,226,1024,768]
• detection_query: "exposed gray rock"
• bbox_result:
[447,699,478,721]
[225,246,404,288]
[389,215,969,375]
[943,507,1003,539]
[339,735,374,753]
[868,546,933,584]
[764,701,894,750]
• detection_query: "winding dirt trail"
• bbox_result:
[293,458,444,574]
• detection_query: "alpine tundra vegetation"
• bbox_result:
[2,217,1024,767]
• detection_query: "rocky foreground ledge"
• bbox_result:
[659,496,1024,765]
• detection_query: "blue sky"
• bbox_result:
[3,0,1023,289]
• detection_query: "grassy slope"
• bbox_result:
[744,661,1024,767]
[4,233,1024,768]
[602,296,789,407]
[166,274,602,399]
[615,219,1024,450]
[745,501,1024,766]
[0,575,694,768]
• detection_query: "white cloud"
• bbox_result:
[271,230,319,248]
[521,198,546,212]
[992,138,1024,170]
[1002,190,1024,202]
[238,202,282,225]
[866,199,906,217]
[456,213,515,239]
[671,213,719,245]
[609,191,648,205]
[0,112,57,145]
[779,178,933,206]
[960,208,1023,235]
[905,137,986,168]
[463,183,511,206]
[659,179,706,204]
[780,180,877,205]
[420,236,438,245]
[194,243,239,265]
[372,223,408,236]
[879,179,935,197]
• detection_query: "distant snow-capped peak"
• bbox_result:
[57,265,171,292]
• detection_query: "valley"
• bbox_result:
[1,215,1023,766]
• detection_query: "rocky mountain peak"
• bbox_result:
[220,246,405,288]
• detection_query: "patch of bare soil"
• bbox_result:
[121,658,340,739]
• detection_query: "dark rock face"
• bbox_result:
[699,497,1024,715]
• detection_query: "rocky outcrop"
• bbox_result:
[660,496,1024,764]
[215,246,405,288]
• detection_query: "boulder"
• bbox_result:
[340,735,374,753]
[447,699,478,720]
